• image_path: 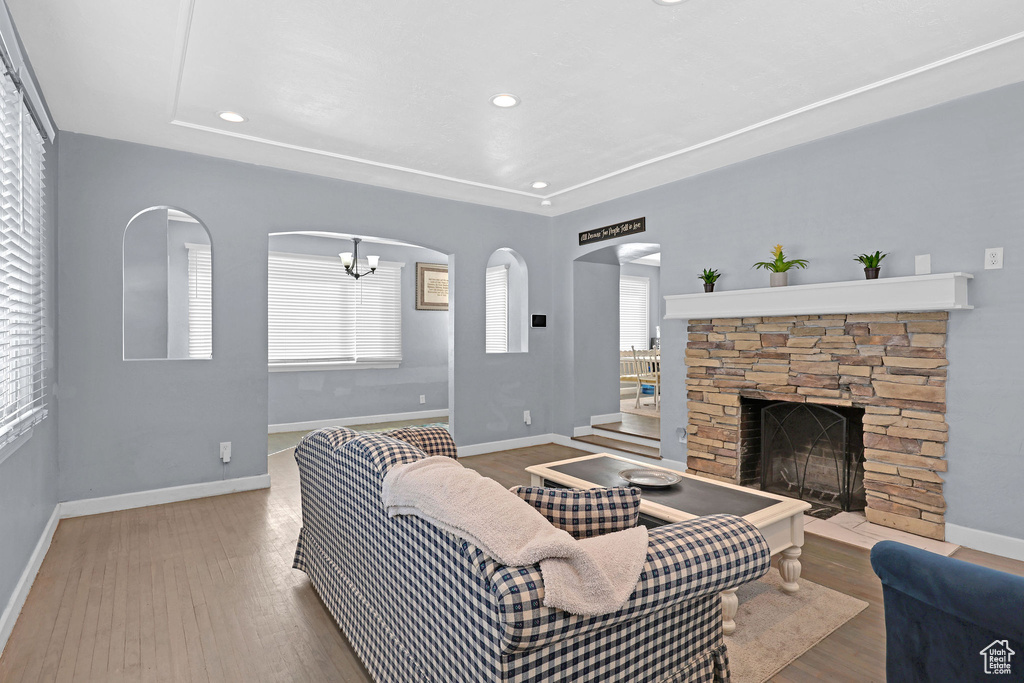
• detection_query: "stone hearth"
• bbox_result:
[686,312,948,540]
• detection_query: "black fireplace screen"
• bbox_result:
[760,402,866,512]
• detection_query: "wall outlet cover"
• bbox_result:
[985,247,1003,270]
[915,254,932,275]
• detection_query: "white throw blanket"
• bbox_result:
[380,456,649,616]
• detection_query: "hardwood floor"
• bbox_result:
[2,443,1021,682]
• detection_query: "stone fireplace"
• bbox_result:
[686,312,949,540]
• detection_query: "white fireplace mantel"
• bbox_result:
[664,272,973,320]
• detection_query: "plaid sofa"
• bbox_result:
[292,427,772,683]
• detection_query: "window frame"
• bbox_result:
[267,250,405,371]
[485,264,509,354]
[0,69,47,464]
[619,274,650,352]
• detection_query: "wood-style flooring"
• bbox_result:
[2,443,1021,682]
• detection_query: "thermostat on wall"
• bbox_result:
[531,315,547,328]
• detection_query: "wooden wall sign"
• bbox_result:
[579,217,645,246]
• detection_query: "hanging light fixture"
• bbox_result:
[339,238,380,280]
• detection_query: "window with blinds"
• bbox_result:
[267,251,402,367]
[186,244,212,358]
[485,265,508,354]
[620,275,649,351]
[0,71,47,450]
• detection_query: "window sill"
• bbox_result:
[269,361,401,373]
[0,408,46,467]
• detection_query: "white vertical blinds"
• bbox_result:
[0,71,46,449]
[485,265,508,354]
[267,251,402,365]
[620,275,649,351]
[186,244,212,358]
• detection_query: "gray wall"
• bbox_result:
[0,133,58,627]
[572,260,621,425]
[266,234,449,424]
[122,209,169,359]
[56,132,554,503]
[553,81,1024,543]
[620,262,661,347]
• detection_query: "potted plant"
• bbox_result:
[752,244,809,287]
[854,250,887,280]
[698,268,721,293]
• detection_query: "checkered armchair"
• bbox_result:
[292,427,772,683]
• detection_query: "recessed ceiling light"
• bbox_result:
[490,94,520,108]
[540,200,552,207]
[531,181,548,189]
[218,111,246,123]
[653,0,687,4]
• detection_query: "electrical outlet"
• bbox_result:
[985,247,1003,270]
[220,441,231,463]
[915,254,931,275]
[419,394,426,404]
[523,410,532,425]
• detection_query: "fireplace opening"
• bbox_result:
[739,398,866,516]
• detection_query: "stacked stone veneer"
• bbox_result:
[686,312,949,540]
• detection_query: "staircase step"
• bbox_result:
[571,434,661,460]
[593,421,660,443]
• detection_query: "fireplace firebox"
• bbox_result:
[740,398,866,513]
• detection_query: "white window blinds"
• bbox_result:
[0,71,46,449]
[620,275,649,351]
[186,244,212,358]
[268,251,402,366]
[485,265,508,354]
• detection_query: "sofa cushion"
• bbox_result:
[509,485,641,539]
[383,425,457,459]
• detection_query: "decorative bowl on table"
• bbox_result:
[619,468,681,488]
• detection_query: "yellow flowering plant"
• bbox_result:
[753,244,809,273]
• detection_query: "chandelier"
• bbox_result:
[339,238,379,280]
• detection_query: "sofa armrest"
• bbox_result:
[871,540,1024,641]
[487,514,771,653]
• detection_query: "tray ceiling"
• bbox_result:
[9,0,1024,215]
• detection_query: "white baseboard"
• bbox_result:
[268,409,449,434]
[572,426,593,438]
[590,413,622,426]
[0,505,59,655]
[457,434,560,458]
[60,474,272,519]
[945,523,1024,562]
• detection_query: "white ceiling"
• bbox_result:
[10,0,1024,215]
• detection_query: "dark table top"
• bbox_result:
[545,456,777,518]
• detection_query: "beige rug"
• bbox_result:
[725,571,868,683]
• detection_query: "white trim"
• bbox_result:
[268,409,449,434]
[0,505,59,654]
[573,426,593,438]
[590,413,622,426]
[59,474,271,519]
[269,361,400,372]
[664,272,973,320]
[457,434,560,458]
[945,523,1024,562]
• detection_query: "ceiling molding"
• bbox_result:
[168,28,1024,209]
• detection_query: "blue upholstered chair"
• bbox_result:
[870,540,1024,682]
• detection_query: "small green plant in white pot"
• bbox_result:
[752,244,809,287]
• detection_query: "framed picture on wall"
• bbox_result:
[416,262,449,311]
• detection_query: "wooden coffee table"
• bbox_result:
[525,453,811,634]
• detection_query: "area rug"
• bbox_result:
[725,571,868,683]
